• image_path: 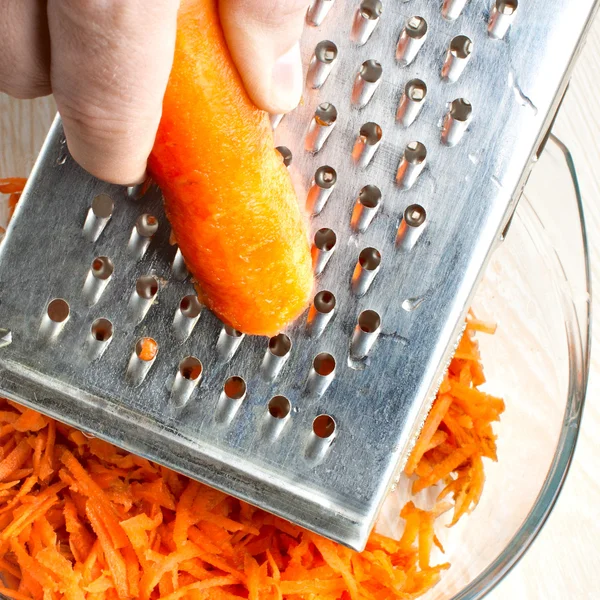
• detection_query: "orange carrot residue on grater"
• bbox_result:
[137,338,158,362]
[0,319,503,599]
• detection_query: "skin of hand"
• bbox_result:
[0,0,308,185]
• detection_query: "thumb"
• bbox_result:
[219,0,309,114]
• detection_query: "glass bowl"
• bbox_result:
[377,133,591,599]
[0,125,590,599]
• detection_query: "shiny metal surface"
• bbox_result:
[0,0,597,551]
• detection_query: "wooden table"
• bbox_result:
[1,17,600,600]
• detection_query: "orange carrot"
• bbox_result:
[0,177,26,194]
[405,394,454,476]
[148,0,313,336]
[61,450,129,549]
[85,501,130,600]
[172,480,201,548]
[137,338,158,362]
[0,439,32,482]
[0,587,36,600]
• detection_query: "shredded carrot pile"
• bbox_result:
[0,178,26,220]
[0,315,502,599]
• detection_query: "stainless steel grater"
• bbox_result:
[0,0,597,552]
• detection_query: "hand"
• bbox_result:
[0,0,307,185]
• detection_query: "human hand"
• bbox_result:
[0,0,308,185]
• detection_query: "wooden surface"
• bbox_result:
[2,17,600,600]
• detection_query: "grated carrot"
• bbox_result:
[0,439,33,482]
[0,321,503,599]
[0,177,26,194]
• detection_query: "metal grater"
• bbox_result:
[0,0,597,551]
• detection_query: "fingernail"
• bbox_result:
[271,43,303,113]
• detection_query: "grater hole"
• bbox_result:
[314,290,336,314]
[451,35,473,59]
[315,40,338,63]
[315,166,337,189]
[306,0,334,27]
[276,146,293,167]
[407,16,428,39]
[498,0,517,15]
[450,98,473,121]
[313,352,336,376]
[406,141,427,164]
[47,298,70,323]
[359,310,381,333]
[359,60,383,83]
[224,325,243,338]
[360,0,382,19]
[224,376,246,400]
[314,228,337,251]
[405,204,427,227]
[180,356,203,381]
[91,318,113,342]
[268,395,291,419]
[359,185,381,209]
[91,256,114,280]
[136,275,159,300]
[407,79,427,102]
[269,333,292,357]
[359,247,381,271]
[359,122,383,146]
[136,214,159,237]
[315,103,337,126]
[136,337,158,362]
[91,194,114,219]
[180,295,202,319]
[313,414,336,438]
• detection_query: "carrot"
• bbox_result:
[140,545,202,600]
[85,501,130,600]
[36,546,86,600]
[418,512,435,569]
[137,338,158,362]
[0,439,32,482]
[10,540,58,591]
[64,498,95,562]
[0,177,26,194]
[157,576,239,600]
[13,409,47,433]
[148,0,313,336]
[172,480,201,548]
[405,394,454,476]
[0,587,36,600]
[61,450,129,549]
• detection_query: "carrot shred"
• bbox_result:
[13,409,48,433]
[0,586,37,600]
[405,394,454,476]
[0,177,27,194]
[0,317,502,599]
[0,439,33,482]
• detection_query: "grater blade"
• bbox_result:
[0,0,597,551]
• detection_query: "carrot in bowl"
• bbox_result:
[148,0,313,337]
[0,320,503,599]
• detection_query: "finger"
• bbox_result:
[219,0,309,114]
[47,0,180,185]
[0,0,51,99]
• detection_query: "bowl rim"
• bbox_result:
[451,134,592,600]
